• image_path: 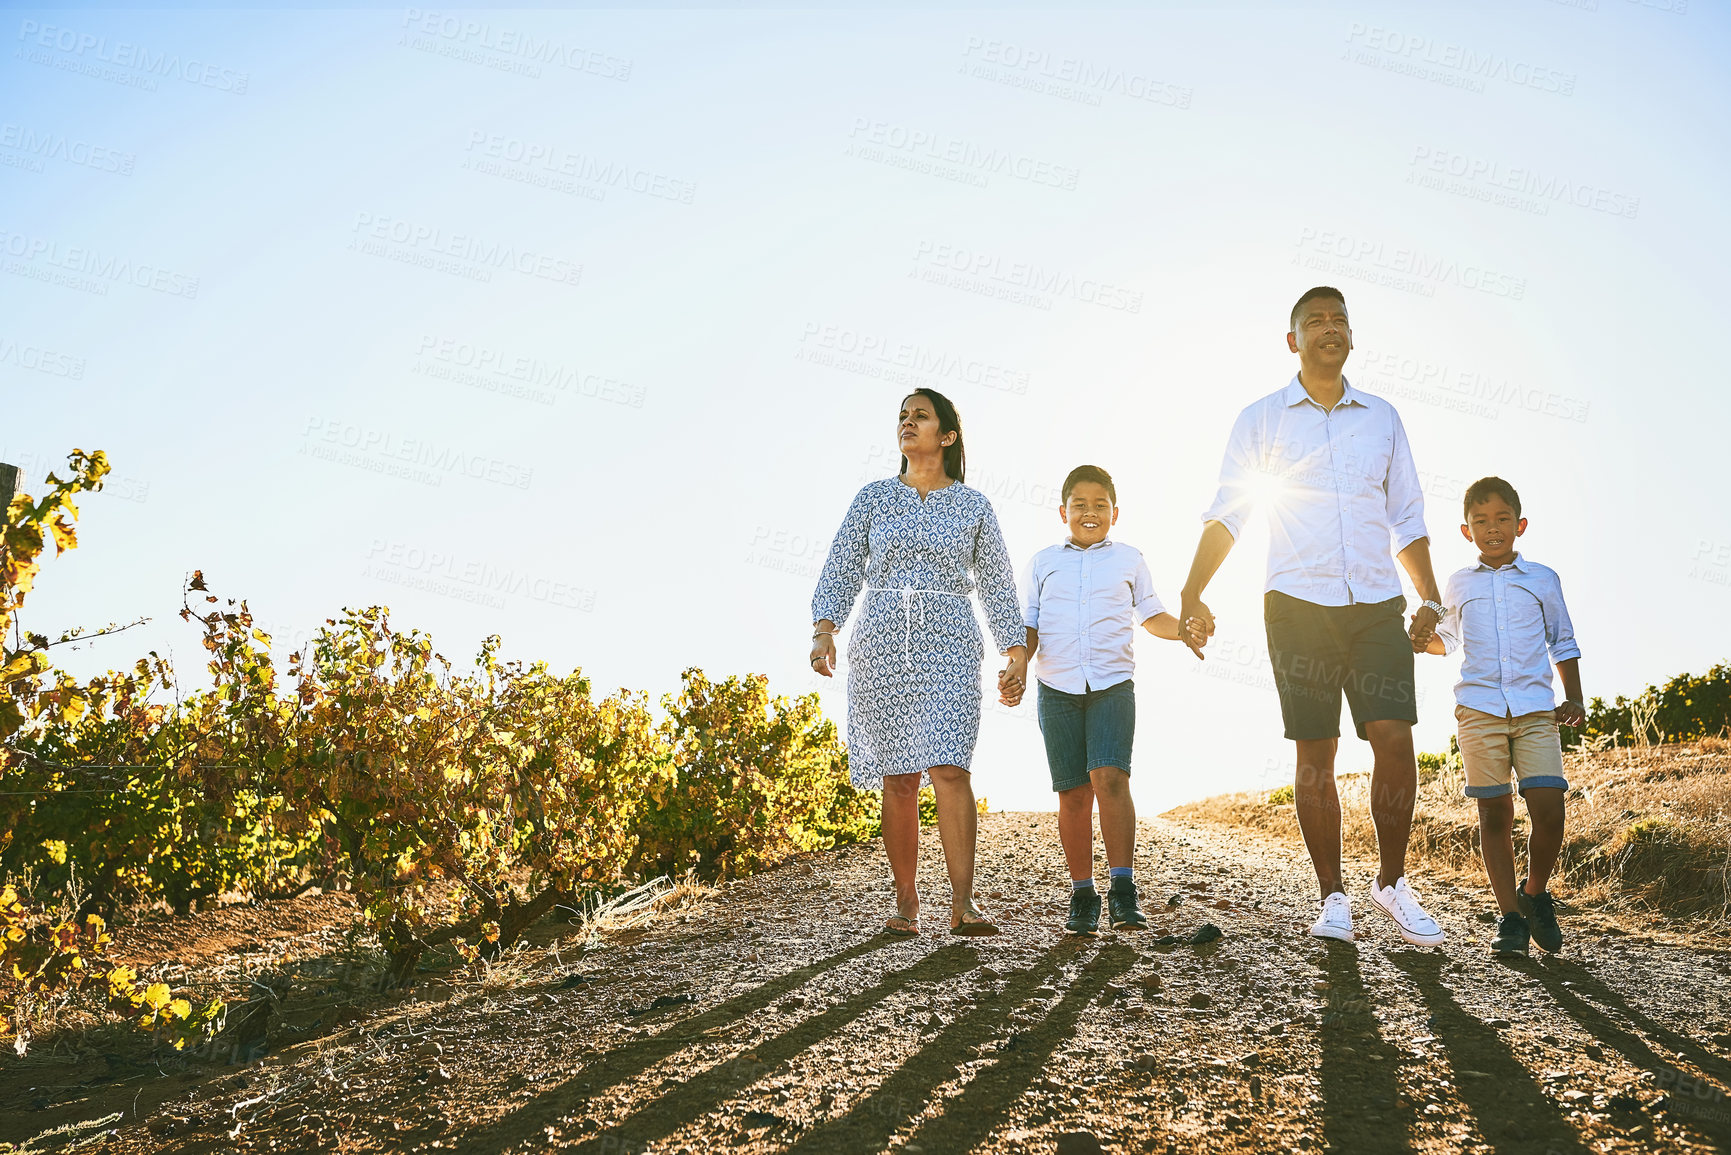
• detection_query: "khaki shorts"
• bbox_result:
[1455,705,1569,799]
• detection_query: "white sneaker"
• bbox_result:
[1308,892,1355,942]
[1368,876,1446,946]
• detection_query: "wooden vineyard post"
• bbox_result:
[0,461,20,514]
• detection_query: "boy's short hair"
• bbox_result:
[1463,476,1522,520]
[1061,465,1116,505]
[1290,286,1347,331]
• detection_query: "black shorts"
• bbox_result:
[1264,591,1418,741]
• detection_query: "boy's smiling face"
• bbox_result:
[1462,493,1526,567]
[1061,480,1117,547]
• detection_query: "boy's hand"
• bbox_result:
[1179,593,1214,659]
[1554,699,1586,727]
[1408,605,1440,652]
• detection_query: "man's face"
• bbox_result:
[1287,297,1352,371]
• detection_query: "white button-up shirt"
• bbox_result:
[1023,538,1166,694]
[1203,377,1428,606]
[1436,553,1580,717]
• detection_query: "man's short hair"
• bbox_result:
[1462,476,1522,520]
[1290,286,1347,332]
[1062,464,1116,505]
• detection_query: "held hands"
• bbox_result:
[998,651,1029,707]
[1179,593,1215,660]
[1408,605,1441,653]
[1554,699,1587,728]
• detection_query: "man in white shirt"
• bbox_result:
[1177,287,1448,947]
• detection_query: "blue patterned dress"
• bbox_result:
[811,478,1024,789]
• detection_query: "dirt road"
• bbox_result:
[59,813,1731,1153]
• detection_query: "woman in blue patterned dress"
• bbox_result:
[810,389,1028,936]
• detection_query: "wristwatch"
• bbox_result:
[1420,599,1445,617]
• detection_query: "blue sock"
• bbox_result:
[1110,867,1134,884]
[1071,878,1095,892]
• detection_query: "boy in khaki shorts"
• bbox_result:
[1426,477,1583,957]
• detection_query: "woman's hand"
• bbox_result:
[998,648,1028,707]
[810,630,837,677]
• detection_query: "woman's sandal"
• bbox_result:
[950,906,1000,937]
[884,912,920,937]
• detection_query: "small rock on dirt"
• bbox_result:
[1056,1132,1105,1155]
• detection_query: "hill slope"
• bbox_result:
[6,811,1731,1154]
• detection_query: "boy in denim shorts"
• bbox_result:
[1019,465,1192,934]
[1427,477,1584,957]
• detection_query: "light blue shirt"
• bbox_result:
[1023,538,1166,694]
[1436,554,1581,717]
[1203,377,1428,606]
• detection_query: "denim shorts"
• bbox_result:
[1036,678,1135,792]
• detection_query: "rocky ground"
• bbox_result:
[6,812,1731,1154]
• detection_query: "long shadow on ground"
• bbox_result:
[898,942,1139,1154]
[1385,951,1593,1154]
[1526,957,1731,1151]
[1318,941,1412,1153]
[567,942,981,1153]
[783,938,1117,1154]
[454,933,900,1154]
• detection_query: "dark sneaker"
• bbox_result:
[1518,882,1563,954]
[1108,878,1149,931]
[1065,888,1102,935]
[1490,911,1530,957]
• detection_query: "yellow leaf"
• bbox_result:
[143,981,172,1011]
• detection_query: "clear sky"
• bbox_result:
[6,1,1728,814]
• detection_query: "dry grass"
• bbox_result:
[1167,741,1731,934]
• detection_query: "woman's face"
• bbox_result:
[898,394,954,465]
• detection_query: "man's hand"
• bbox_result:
[1179,593,1214,660]
[1408,605,1440,652]
[1554,699,1586,728]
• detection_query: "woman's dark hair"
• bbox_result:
[899,389,966,483]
